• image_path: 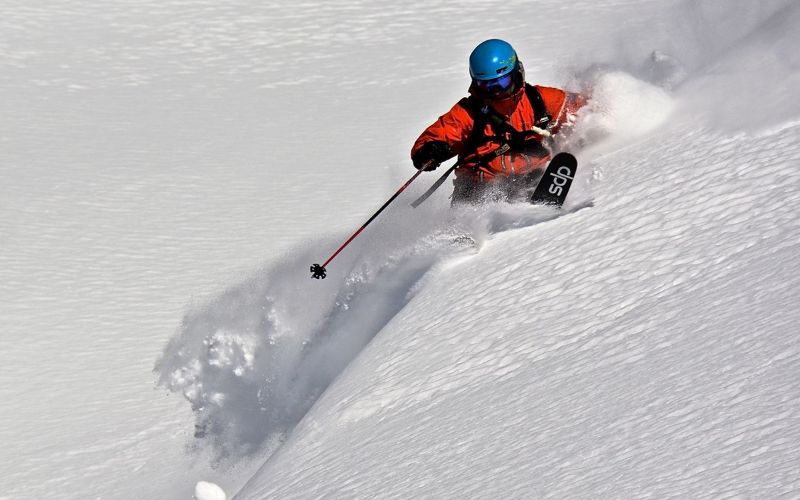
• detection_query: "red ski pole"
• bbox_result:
[310,166,427,279]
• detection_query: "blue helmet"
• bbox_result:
[469,39,518,81]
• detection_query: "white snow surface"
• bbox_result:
[195,481,227,500]
[2,0,799,499]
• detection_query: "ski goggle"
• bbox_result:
[475,73,514,94]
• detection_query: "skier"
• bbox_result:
[411,39,586,204]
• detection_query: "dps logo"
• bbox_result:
[548,165,574,196]
[531,152,577,207]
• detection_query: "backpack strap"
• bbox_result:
[459,96,492,160]
[524,83,552,129]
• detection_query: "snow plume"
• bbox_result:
[558,71,676,158]
[154,194,575,460]
[555,0,800,142]
[595,0,800,132]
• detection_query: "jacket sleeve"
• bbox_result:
[411,99,475,160]
[535,86,588,135]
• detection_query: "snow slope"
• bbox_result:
[236,118,800,498]
[2,0,799,498]
[230,1,800,498]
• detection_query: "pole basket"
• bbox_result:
[310,263,327,279]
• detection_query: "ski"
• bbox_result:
[530,152,578,207]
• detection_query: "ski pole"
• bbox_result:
[410,159,461,208]
[310,165,427,279]
[410,144,511,208]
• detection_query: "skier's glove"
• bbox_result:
[413,141,454,171]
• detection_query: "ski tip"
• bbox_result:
[551,151,577,164]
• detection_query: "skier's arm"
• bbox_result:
[559,90,587,131]
[411,101,474,170]
[536,86,588,136]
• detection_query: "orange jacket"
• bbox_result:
[412,84,585,182]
